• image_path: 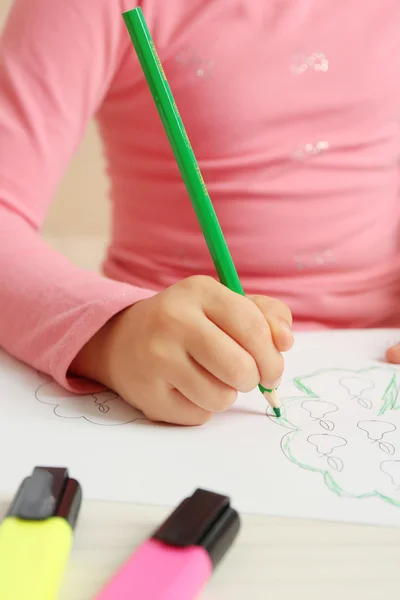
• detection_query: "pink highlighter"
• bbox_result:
[95,488,240,600]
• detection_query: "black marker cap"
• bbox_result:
[152,488,240,568]
[6,466,82,529]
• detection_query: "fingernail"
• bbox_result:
[262,377,282,390]
[273,319,294,350]
[277,319,292,335]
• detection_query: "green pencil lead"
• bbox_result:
[273,407,281,418]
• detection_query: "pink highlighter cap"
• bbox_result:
[96,489,241,600]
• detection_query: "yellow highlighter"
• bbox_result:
[0,466,82,600]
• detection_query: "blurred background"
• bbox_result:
[0,0,109,270]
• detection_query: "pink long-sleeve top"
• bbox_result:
[1,0,400,392]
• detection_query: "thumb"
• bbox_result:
[248,295,294,352]
[386,343,400,364]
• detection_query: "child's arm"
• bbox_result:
[0,0,294,424]
[0,0,157,392]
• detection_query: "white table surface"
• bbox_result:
[1,498,399,599]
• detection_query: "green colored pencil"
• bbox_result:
[122,7,280,417]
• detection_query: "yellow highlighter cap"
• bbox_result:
[7,467,81,526]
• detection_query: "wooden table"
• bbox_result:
[1,498,399,599]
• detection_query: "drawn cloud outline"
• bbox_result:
[35,381,147,427]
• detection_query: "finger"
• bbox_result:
[184,316,260,393]
[200,285,284,389]
[248,295,294,352]
[386,344,400,364]
[171,353,238,412]
[142,386,213,426]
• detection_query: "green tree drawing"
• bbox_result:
[269,367,400,507]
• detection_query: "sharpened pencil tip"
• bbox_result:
[273,407,281,418]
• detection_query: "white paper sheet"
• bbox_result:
[1,329,400,526]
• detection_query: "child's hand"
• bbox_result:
[71,276,293,425]
[386,343,400,364]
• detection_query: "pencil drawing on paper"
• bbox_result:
[35,375,147,426]
[268,367,400,507]
[306,433,347,473]
[357,420,396,455]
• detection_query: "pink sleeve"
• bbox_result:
[0,0,156,392]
